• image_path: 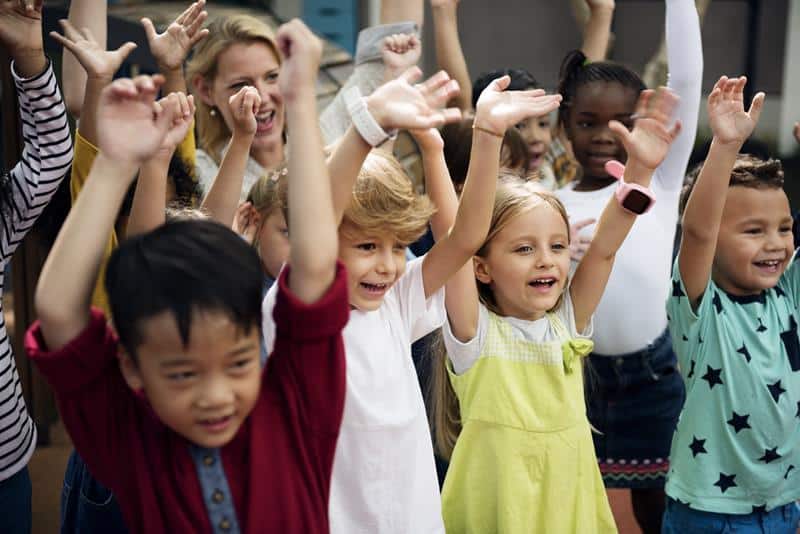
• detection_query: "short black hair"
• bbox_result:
[472,68,539,109]
[106,219,263,357]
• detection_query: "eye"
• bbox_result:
[229,357,256,374]
[357,242,376,251]
[780,226,792,234]
[265,71,279,83]
[167,371,196,382]
[744,228,762,235]
[228,81,247,90]
[393,243,406,252]
[278,226,289,237]
[538,119,550,129]
[577,121,592,129]
[551,243,567,251]
[514,119,528,131]
[515,245,533,254]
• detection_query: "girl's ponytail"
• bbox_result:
[429,331,462,461]
[556,50,589,129]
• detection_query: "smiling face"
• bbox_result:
[476,202,571,321]
[514,114,553,171]
[200,41,284,154]
[712,186,793,296]
[119,310,262,449]
[338,223,407,312]
[565,81,638,180]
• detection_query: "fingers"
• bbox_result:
[747,91,765,124]
[608,119,632,146]
[113,41,138,63]
[108,77,138,99]
[490,75,511,93]
[141,17,158,43]
[570,218,597,235]
[399,66,424,85]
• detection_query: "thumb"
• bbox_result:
[491,75,511,92]
[571,218,596,233]
[747,92,765,125]
[114,42,138,63]
[141,18,158,43]
[608,119,632,148]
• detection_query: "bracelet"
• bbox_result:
[344,86,397,147]
[472,123,505,139]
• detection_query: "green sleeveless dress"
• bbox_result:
[442,309,617,533]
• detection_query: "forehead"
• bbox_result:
[215,41,279,80]
[572,81,638,116]
[495,203,569,242]
[722,186,791,224]
[339,223,398,243]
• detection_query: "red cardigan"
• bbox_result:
[26,264,348,533]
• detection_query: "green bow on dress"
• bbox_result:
[561,338,594,373]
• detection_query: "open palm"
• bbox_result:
[142,0,208,71]
[475,76,562,135]
[610,87,681,171]
[368,68,461,130]
[50,20,136,80]
[707,76,764,145]
[0,0,43,53]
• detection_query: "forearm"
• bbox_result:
[431,4,472,111]
[126,156,170,237]
[200,134,252,226]
[62,0,107,118]
[78,77,110,146]
[421,145,458,240]
[161,67,187,95]
[35,154,135,351]
[581,5,615,62]
[328,125,371,224]
[381,0,423,27]
[287,101,337,302]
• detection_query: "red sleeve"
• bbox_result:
[267,261,349,434]
[24,308,139,489]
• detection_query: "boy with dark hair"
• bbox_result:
[665,75,800,532]
[26,19,349,533]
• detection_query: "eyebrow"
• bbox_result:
[737,217,793,226]
[577,111,632,118]
[159,345,257,368]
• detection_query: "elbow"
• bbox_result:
[64,94,83,121]
[34,283,73,333]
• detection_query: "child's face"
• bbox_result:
[565,81,638,179]
[258,210,289,280]
[475,203,571,321]
[119,310,262,449]
[514,114,552,171]
[713,186,793,296]
[338,224,407,311]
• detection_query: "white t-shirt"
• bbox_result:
[555,0,703,355]
[195,148,267,203]
[444,290,591,374]
[262,257,446,534]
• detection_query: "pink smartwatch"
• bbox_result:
[605,160,656,215]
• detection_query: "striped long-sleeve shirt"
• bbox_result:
[0,60,72,481]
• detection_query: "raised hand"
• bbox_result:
[96,75,172,166]
[276,19,323,102]
[569,217,596,262]
[411,127,444,153]
[382,33,421,81]
[141,0,209,73]
[154,91,195,156]
[474,75,562,136]
[706,76,764,146]
[0,0,43,56]
[227,86,260,137]
[50,19,136,81]
[609,86,682,172]
[367,68,462,131]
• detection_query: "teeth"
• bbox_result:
[256,110,275,123]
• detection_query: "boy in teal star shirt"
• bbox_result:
[665,76,800,532]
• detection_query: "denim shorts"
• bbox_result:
[662,497,800,534]
[61,450,127,533]
[587,329,686,489]
[0,466,31,534]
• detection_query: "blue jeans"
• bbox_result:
[662,497,800,534]
[61,450,127,533]
[0,466,31,534]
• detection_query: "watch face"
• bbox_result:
[622,189,652,214]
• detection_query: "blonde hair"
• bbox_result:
[246,167,286,250]
[430,177,571,460]
[340,151,434,245]
[186,15,281,163]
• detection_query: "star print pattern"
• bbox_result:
[714,472,737,493]
[712,292,723,314]
[687,360,695,379]
[736,345,751,363]
[689,436,707,457]
[767,380,786,404]
[701,365,723,389]
[756,318,766,333]
[758,447,781,464]
[672,280,685,298]
[780,315,800,371]
[726,411,751,433]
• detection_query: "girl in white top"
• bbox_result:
[553,0,702,530]
[262,71,562,532]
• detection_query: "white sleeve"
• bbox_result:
[443,304,488,375]
[393,257,446,343]
[261,279,279,358]
[194,149,219,200]
[559,288,593,339]
[654,0,703,192]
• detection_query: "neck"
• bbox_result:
[251,142,285,170]
[573,174,617,192]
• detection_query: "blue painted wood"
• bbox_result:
[303,0,358,54]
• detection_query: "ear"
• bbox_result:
[118,350,145,392]
[192,74,216,107]
[473,256,492,285]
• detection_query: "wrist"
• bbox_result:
[712,136,745,152]
[11,48,46,78]
[230,129,255,146]
[365,94,389,130]
[283,85,317,106]
[620,159,654,184]
[158,63,184,78]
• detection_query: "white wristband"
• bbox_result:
[344,87,396,147]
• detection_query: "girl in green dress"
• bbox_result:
[430,86,682,533]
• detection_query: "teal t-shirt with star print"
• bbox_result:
[665,255,800,514]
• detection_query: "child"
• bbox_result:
[262,72,562,532]
[664,76,800,532]
[0,3,73,532]
[554,1,702,530]
[434,87,681,534]
[27,19,349,533]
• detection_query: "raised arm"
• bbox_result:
[200,86,259,226]
[581,0,615,62]
[430,0,471,110]
[679,76,764,306]
[127,92,195,237]
[275,20,336,302]
[60,0,105,118]
[35,75,175,351]
[423,78,563,318]
[571,88,681,331]
[326,68,462,224]
[655,0,703,190]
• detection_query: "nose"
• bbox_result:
[765,230,786,251]
[591,124,616,145]
[535,248,555,268]
[255,79,279,106]
[196,375,235,410]
[375,247,398,277]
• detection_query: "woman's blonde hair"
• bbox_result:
[340,151,435,245]
[429,177,571,460]
[186,15,280,162]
